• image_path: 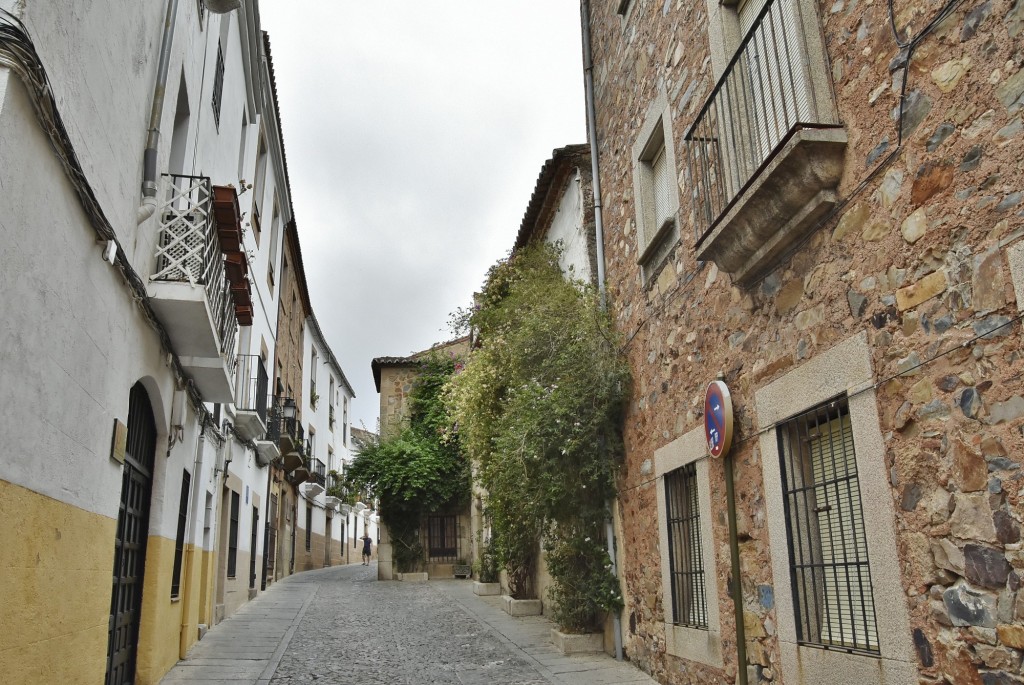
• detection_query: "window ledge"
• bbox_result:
[695,127,847,286]
[664,622,723,668]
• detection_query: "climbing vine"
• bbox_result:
[447,244,629,632]
[347,353,469,573]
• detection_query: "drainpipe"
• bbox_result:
[581,0,607,311]
[137,0,179,225]
[581,0,622,661]
[724,453,749,685]
[179,426,205,658]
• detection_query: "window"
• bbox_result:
[777,397,878,652]
[426,515,458,561]
[171,470,191,598]
[756,332,917,683]
[631,90,679,278]
[267,199,281,290]
[310,348,318,406]
[305,505,313,551]
[268,494,278,572]
[308,427,316,460]
[664,463,706,628]
[252,135,267,245]
[227,491,239,578]
[249,506,259,589]
[237,109,248,179]
[655,427,722,667]
[686,0,844,284]
[616,0,632,15]
[211,43,224,128]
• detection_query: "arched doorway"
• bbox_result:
[105,382,158,685]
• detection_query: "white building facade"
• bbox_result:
[0,2,343,684]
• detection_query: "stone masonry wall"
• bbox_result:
[588,0,1024,683]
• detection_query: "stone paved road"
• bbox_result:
[162,562,657,685]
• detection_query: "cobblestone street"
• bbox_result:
[161,563,656,685]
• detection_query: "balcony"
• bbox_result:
[254,396,281,467]
[303,458,327,498]
[281,411,305,472]
[148,174,239,402]
[233,355,268,441]
[686,0,845,286]
[324,472,343,509]
[288,445,311,487]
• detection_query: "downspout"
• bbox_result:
[724,450,749,685]
[137,0,179,225]
[581,0,622,662]
[581,0,607,311]
[179,425,205,658]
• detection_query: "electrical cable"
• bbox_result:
[0,10,218,429]
[619,308,1024,496]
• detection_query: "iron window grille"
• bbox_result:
[664,463,708,628]
[227,491,239,578]
[171,470,191,598]
[777,396,880,654]
[268,494,278,571]
[425,515,459,562]
[249,506,259,589]
[305,505,312,551]
[211,43,224,128]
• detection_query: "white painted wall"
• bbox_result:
[0,1,289,588]
[545,169,591,282]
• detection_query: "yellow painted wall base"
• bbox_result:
[0,479,115,685]
[135,535,183,685]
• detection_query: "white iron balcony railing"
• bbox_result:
[685,0,841,243]
[154,174,238,359]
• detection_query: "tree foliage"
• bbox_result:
[346,353,469,572]
[447,244,629,630]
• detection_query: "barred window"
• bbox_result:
[227,491,239,578]
[426,515,458,562]
[171,470,191,598]
[664,463,707,628]
[305,505,313,551]
[777,397,879,653]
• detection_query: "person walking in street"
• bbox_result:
[360,534,372,565]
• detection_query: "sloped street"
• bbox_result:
[160,564,656,685]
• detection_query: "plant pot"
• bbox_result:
[550,628,604,655]
[473,582,501,596]
[501,595,542,616]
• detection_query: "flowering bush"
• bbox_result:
[447,244,629,626]
[545,529,623,633]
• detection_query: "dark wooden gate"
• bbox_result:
[106,383,157,685]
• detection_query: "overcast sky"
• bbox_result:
[258,3,587,433]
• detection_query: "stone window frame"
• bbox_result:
[754,332,917,684]
[631,89,681,283]
[655,426,723,668]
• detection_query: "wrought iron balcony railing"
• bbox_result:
[264,396,282,443]
[154,174,238,357]
[235,355,269,422]
[310,459,327,487]
[685,0,840,243]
